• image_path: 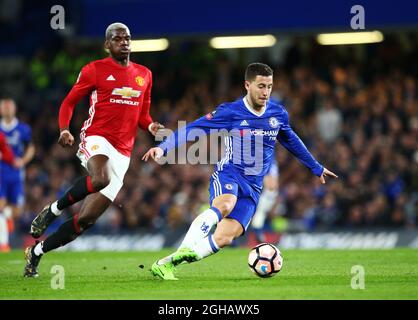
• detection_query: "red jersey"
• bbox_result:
[0,132,14,165]
[59,57,153,157]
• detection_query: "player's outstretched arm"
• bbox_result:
[58,129,75,148]
[319,167,338,184]
[142,147,163,162]
[57,64,95,148]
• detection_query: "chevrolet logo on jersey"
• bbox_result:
[112,87,141,99]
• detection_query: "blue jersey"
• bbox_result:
[0,119,32,176]
[159,97,323,191]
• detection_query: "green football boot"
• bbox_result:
[150,261,178,280]
[171,248,199,266]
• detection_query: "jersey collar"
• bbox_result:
[0,118,18,132]
[242,97,267,117]
[107,56,130,68]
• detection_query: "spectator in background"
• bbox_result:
[316,97,342,144]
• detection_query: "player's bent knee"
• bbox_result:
[90,174,110,191]
[0,198,6,210]
[12,206,21,218]
[216,201,235,217]
[76,216,96,233]
[213,234,234,248]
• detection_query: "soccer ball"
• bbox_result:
[248,243,283,278]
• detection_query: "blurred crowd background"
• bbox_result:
[0,1,417,240]
[5,34,418,236]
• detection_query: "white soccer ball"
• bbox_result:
[248,243,283,277]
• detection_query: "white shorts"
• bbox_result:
[77,135,130,201]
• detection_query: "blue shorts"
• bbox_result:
[209,170,261,234]
[0,174,24,206]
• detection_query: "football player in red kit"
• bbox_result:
[24,22,163,277]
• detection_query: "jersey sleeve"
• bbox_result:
[158,104,231,155]
[0,133,14,165]
[277,108,323,177]
[21,124,32,145]
[59,63,96,130]
[137,69,153,131]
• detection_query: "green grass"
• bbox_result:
[1,248,417,299]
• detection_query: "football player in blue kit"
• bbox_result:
[142,63,337,280]
[0,98,35,251]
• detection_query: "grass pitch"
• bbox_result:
[0,248,417,300]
